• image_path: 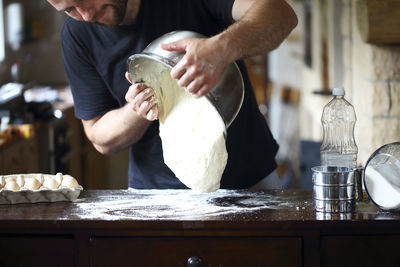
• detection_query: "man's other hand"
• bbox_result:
[125,72,158,121]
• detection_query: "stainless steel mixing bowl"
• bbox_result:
[126,31,244,128]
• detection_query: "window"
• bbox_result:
[0,0,5,62]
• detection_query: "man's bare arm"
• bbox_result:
[82,105,150,155]
[161,0,298,97]
[82,81,157,155]
[228,0,298,59]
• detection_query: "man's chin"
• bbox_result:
[93,6,124,27]
[93,16,122,27]
[94,21,119,27]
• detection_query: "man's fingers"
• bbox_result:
[130,87,158,121]
[170,57,189,80]
[125,86,135,102]
[160,39,187,52]
[134,88,154,106]
[176,69,194,88]
[125,72,132,84]
[125,83,148,103]
[138,98,158,121]
[194,84,211,98]
[146,107,158,121]
[186,75,206,95]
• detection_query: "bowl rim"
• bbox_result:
[127,53,244,128]
[363,141,400,211]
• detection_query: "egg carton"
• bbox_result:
[0,173,83,204]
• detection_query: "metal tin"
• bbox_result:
[311,166,355,185]
[313,184,354,200]
[311,166,356,213]
[314,198,355,213]
[315,211,352,220]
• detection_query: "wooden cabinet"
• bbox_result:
[0,235,75,267]
[90,236,302,267]
[321,235,400,267]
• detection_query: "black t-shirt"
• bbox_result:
[61,0,279,189]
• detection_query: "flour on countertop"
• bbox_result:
[73,189,300,220]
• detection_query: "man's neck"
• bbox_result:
[121,0,141,25]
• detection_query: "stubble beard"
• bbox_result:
[93,0,126,27]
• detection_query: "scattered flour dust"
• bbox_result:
[73,189,295,221]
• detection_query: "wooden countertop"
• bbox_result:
[0,189,399,230]
[1,189,400,267]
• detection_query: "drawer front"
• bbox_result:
[0,235,75,267]
[321,235,400,267]
[90,236,302,267]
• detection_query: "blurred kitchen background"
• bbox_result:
[0,0,399,190]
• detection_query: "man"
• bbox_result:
[47,0,298,189]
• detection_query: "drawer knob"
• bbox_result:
[187,256,203,267]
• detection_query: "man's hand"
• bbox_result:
[82,74,155,154]
[125,72,158,121]
[160,37,231,98]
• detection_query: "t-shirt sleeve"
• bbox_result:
[61,20,119,120]
[200,0,235,27]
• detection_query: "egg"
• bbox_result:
[61,175,79,189]
[23,178,42,190]
[4,181,20,191]
[43,178,59,190]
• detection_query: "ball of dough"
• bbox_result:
[4,181,20,191]
[23,178,42,190]
[60,175,79,189]
[43,178,59,190]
